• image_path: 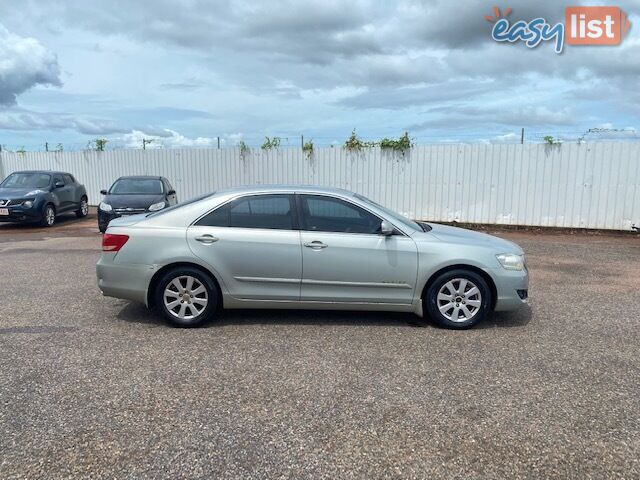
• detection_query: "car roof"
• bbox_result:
[116,176,163,180]
[12,170,71,176]
[214,184,356,197]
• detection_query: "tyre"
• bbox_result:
[39,204,56,227]
[76,196,89,218]
[424,269,492,329]
[154,267,219,327]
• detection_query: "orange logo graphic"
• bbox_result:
[565,6,631,45]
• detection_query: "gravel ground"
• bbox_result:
[0,217,638,479]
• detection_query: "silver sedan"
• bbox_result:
[97,185,529,329]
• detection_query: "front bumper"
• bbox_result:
[490,267,530,311]
[98,209,151,231]
[96,254,158,305]
[98,210,118,231]
[0,205,43,223]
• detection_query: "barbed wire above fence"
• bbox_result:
[0,127,637,152]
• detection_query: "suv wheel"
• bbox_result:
[154,267,219,327]
[40,204,56,227]
[76,197,89,218]
[424,269,491,329]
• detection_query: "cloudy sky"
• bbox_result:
[0,0,638,150]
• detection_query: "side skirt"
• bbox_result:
[222,295,423,316]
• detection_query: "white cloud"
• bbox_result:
[0,23,61,105]
[491,132,520,143]
[121,129,216,149]
[225,133,244,145]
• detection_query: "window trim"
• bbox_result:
[295,193,407,237]
[192,193,299,231]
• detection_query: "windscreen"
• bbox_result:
[110,178,163,195]
[1,173,51,189]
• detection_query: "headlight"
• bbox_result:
[148,201,166,212]
[99,202,113,212]
[496,253,525,271]
[23,200,34,209]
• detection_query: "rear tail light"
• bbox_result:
[102,233,129,252]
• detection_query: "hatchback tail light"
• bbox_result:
[102,233,129,252]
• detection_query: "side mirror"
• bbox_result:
[380,220,394,236]
[167,189,176,196]
[100,189,108,195]
[55,181,64,188]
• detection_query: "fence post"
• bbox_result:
[520,128,524,144]
[301,135,304,149]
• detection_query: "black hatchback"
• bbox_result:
[98,176,177,233]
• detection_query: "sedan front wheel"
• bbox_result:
[424,269,492,329]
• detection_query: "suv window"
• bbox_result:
[63,174,74,185]
[300,195,382,234]
[196,194,294,230]
[53,175,64,186]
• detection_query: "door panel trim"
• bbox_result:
[301,279,412,289]
[234,276,300,285]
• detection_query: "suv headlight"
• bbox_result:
[148,201,166,212]
[99,202,113,212]
[496,253,525,271]
[23,200,34,209]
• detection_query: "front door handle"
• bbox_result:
[304,241,328,249]
[195,234,219,244]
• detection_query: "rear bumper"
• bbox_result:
[96,254,157,305]
[490,267,530,311]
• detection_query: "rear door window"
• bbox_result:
[196,194,295,230]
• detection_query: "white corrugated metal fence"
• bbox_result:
[0,143,638,230]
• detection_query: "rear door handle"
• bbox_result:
[195,234,219,244]
[304,241,328,249]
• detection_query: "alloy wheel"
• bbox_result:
[437,278,482,322]
[163,275,209,319]
[45,207,55,226]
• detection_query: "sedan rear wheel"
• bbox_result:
[155,267,218,327]
[424,269,491,329]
